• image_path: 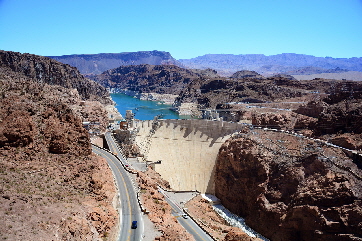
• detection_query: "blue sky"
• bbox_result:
[1,0,362,59]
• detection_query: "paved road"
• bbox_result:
[104,131,214,240]
[92,145,142,241]
[159,188,214,241]
[105,132,127,164]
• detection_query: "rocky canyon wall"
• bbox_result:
[215,129,362,241]
[0,50,112,104]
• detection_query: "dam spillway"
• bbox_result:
[133,119,245,194]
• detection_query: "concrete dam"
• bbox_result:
[133,119,245,194]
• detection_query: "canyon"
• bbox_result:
[107,60,362,240]
[1,49,362,241]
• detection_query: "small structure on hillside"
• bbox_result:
[126,110,135,128]
[120,119,128,130]
[202,109,220,120]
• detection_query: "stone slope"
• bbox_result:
[0,50,112,104]
[292,80,362,137]
[0,54,118,240]
[215,129,362,241]
[48,50,179,75]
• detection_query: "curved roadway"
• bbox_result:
[92,144,142,241]
[103,132,215,240]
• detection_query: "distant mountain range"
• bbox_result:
[178,53,362,77]
[48,50,178,75]
[48,51,362,80]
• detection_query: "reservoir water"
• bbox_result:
[111,93,182,120]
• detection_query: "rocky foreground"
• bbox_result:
[215,128,362,241]
[0,51,118,240]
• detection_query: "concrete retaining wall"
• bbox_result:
[133,119,244,194]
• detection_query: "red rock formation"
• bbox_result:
[330,134,362,150]
[0,53,118,240]
[315,100,362,135]
[0,50,112,104]
[295,101,327,118]
[215,130,362,241]
[252,112,293,129]
[251,111,317,133]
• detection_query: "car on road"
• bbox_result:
[182,214,188,219]
[131,221,137,229]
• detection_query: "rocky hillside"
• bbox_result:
[179,53,362,77]
[92,64,215,95]
[230,70,265,79]
[173,75,336,114]
[287,80,362,137]
[210,76,362,240]
[215,128,362,241]
[0,52,118,240]
[48,50,179,75]
[0,50,112,104]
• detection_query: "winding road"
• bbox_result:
[100,132,216,240]
[92,144,142,241]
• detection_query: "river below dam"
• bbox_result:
[111,93,191,120]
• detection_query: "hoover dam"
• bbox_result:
[132,119,245,194]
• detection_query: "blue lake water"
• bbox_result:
[111,93,183,120]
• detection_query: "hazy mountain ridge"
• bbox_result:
[49,51,362,80]
[48,50,179,75]
[179,53,362,77]
[293,71,362,82]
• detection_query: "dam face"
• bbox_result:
[133,119,244,194]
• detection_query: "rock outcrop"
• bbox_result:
[0,50,112,104]
[315,100,362,135]
[271,74,297,80]
[0,52,118,240]
[293,80,362,136]
[231,70,265,79]
[92,64,203,95]
[295,101,328,118]
[174,76,306,116]
[215,129,362,241]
